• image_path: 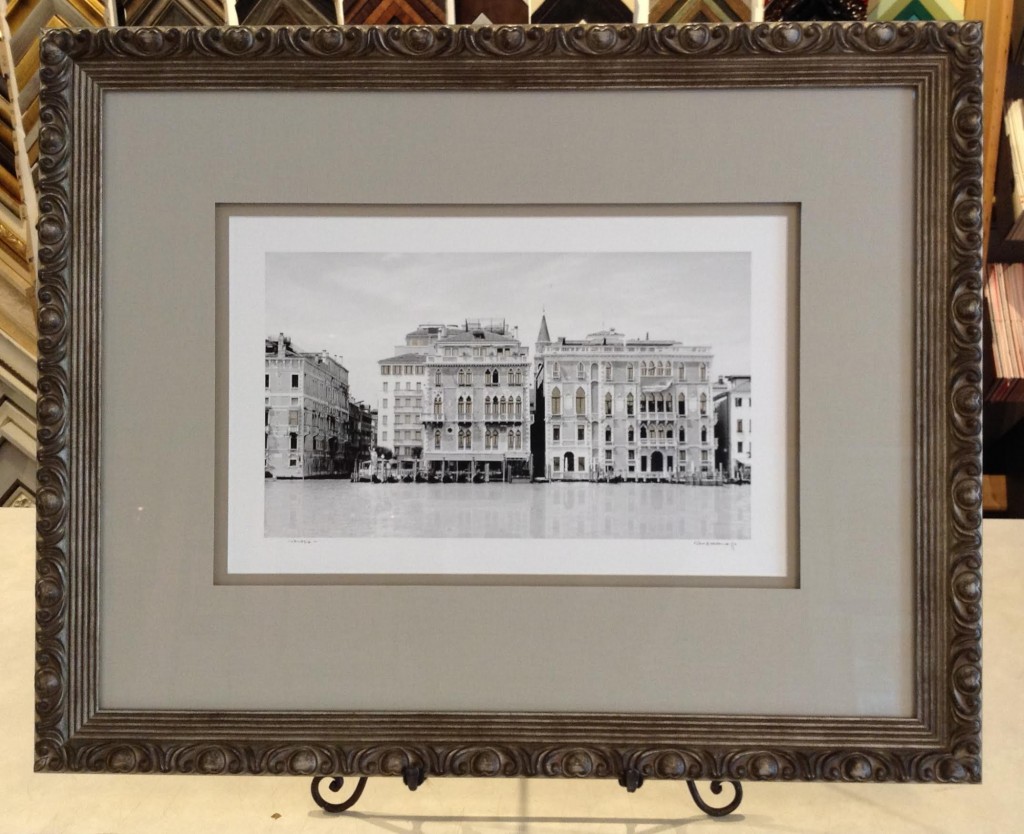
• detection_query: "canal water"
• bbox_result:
[265,481,751,540]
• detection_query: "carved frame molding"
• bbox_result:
[35,21,983,782]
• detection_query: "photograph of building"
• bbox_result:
[345,400,377,478]
[534,318,717,481]
[376,352,427,472]
[714,375,752,481]
[422,320,532,481]
[265,333,350,478]
[263,250,753,540]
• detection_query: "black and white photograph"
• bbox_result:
[263,251,753,541]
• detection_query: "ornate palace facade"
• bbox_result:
[423,321,531,479]
[534,317,717,481]
[376,320,532,479]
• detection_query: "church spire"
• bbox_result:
[536,313,551,345]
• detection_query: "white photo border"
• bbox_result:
[227,210,793,578]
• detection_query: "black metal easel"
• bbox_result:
[310,767,742,818]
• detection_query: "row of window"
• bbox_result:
[434,395,525,418]
[381,364,425,375]
[381,413,423,427]
[551,423,710,444]
[549,388,708,418]
[438,427,526,451]
[380,431,423,443]
[266,430,337,453]
[448,368,526,387]
[440,346,523,358]
[381,396,423,409]
[382,381,422,393]
[481,429,524,450]
[445,395,526,418]
[550,362,708,382]
[639,392,706,416]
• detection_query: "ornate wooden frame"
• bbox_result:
[35,22,983,782]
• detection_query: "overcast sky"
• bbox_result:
[266,252,750,405]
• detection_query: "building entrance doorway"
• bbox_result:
[651,451,664,473]
[564,452,575,472]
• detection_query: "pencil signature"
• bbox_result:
[693,540,738,550]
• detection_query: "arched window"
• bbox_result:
[465,396,472,418]
[551,387,562,416]
[628,426,635,442]
[604,364,612,381]
[552,363,560,380]
[640,361,647,377]
[640,424,648,440]
[458,429,465,449]
[640,396,647,414]
[465,429,472,449]
[700,392,708,415]
[577,362,585,379]
[626,393,634,416]
[434,395,442,417]
[507,429,514,448]
[678,365,685,381]
[515,370,522,386]
[500,396,507,417]
[515,396,522,417]
[458,396,465,418]
[680,427,686,442]
[434,369,441,385]
[434,430,441,450]
[678,394,686,416]
[656,361,664,376]
[701,425,708,442]
[700,363,707,381]
[575,387,586,414]
[605,392,613,416]
[515,429,522,449]
[656,394,665,413]
[627,364,634,381]
[667,427,674,439]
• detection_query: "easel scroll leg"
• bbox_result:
[310,776,369,814]
[686,780,743,817]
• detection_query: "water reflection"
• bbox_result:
[265,481,750,540]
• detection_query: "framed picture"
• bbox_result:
[36,22,983,786]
